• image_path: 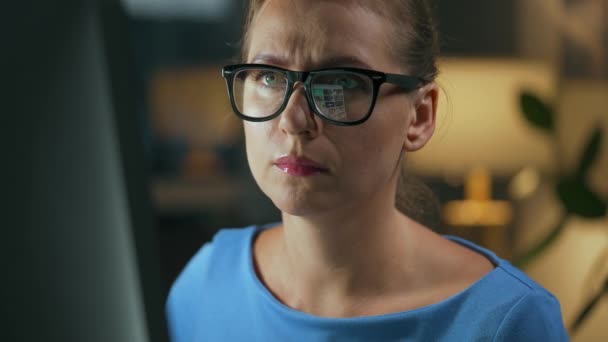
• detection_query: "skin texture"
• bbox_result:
[245,1,431,219]
[245,0,494,318]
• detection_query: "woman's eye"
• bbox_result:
[264,73,276,85]
[255,71,282,87]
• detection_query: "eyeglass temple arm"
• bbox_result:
[385,73,425,92]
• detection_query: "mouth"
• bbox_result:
[274,155,329,176]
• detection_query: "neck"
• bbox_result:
[276,195,421,314]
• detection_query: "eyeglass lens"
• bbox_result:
[233,68,374,123]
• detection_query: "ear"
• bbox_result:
[404,82,438,152]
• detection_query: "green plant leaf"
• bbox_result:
[577,127,603,177]
[556,177,607,218]
[515,216,567,268]
[520,92,554,131]
[571,276,608,333]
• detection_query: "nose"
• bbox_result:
[277,83,323,138]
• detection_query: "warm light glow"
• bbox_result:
[443,200,513,227]
[150,66,240,147]
[509,167,542,200]
[443,166,513,227]
[410,58,557,178]
[465,166,491,201]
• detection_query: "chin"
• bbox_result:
[263,184,334,217]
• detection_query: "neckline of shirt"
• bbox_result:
[244,223,505,325]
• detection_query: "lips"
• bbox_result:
[274,155,328,176]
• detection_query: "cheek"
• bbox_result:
[344,105,409,158]
[335,127,403,184]
[243,123,269,178]
[338,110,409,181]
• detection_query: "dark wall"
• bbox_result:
[434,0,517,56]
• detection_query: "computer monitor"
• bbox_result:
[3,1,168,341]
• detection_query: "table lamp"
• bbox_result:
[409,58,557,255]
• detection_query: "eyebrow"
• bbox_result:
[250,53,288,66]
[317,56,372,69]
[249,53,372,70]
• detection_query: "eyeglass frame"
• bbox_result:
[221,63,427,126]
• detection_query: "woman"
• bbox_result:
[166,0,568,340]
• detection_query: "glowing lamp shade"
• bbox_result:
[410,58,557,178]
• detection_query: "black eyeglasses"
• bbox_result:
[221,64,426,126]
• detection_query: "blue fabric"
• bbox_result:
[166,225,569,341]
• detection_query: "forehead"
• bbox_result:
[246,0,395,69]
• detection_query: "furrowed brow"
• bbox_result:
[249,53,289,66]
[314,56,371,69]
[248,53,372,71]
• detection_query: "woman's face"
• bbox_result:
[244,0,434,216]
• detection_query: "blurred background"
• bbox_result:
[122,0,607,340]
[5,0,606,341]
[120,0,608,338]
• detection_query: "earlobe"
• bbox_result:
[403,83,438,152]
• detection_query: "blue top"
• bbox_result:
[166,224,569,341]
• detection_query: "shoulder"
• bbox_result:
[165,225,260,341]
[472,255,568,340]
[434,235,568,340]
[167,225,258,293]
[171,225,256,287]
[492,285,568,341]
